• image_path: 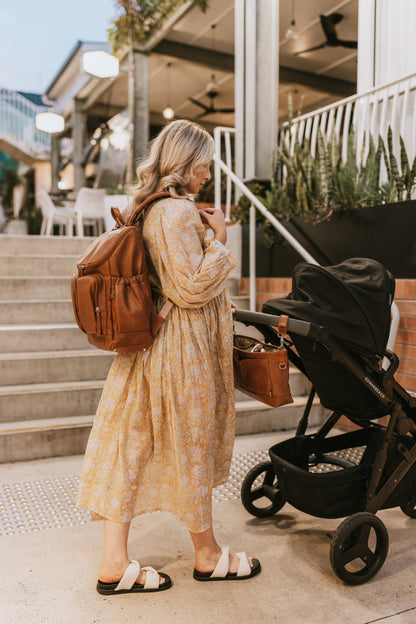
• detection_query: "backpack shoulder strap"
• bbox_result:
[126,191,171,226]
[111,206,127,228]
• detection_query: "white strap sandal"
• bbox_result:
[97,560,172,595]
[193,546,261,582]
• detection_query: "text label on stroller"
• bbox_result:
[364,377,386,400]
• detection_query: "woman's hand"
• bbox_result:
[230,299,238,312]
[198,207,227,245]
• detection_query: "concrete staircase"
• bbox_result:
[0,235,113,463]
[0,235,326,463]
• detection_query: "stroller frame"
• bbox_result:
[235,308,416,585]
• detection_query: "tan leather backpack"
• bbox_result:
[71,191,173,353]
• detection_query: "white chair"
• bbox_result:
[37,190,77,236]
[103,194,129,231]
[73,188,106,237]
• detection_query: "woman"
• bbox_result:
[76,119,261,595]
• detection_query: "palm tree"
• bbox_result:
[108,0,209,183]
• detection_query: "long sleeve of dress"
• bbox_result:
[143,198,238,308]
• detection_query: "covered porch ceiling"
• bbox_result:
[48,0,358,133]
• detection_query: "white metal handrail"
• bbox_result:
[213,146,400,359]
[213,126,235,221]
[213,153,318,312]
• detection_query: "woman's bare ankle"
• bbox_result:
[194,546,222,572]
[98,557,130,583]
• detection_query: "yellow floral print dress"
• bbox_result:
[76,198,238,533]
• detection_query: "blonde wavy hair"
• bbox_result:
[124,119,214,223]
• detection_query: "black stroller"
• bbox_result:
[235,258,416,585]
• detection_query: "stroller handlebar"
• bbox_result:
[233,309,330,340]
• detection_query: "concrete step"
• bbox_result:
[0,254,78,276]
[0,299,75,324]
[0,235,92,255]
[231,295,250,310]
[235,396,327,435]
[0,324,90,352]
[0,396,325,463]
[0,277,71,300]
[0,369,311,425]
[0,415,94,462]
[0,349,114,386]
[0,380,105,423]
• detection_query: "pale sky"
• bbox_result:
[0,0,117,93]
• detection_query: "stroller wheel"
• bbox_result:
[330,512,389,585]
[241,461,285,518]
[400,498,416,518]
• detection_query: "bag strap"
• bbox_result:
[111,206,126,228]
[110,191,171,229]
[127,191,171,226]
[278,314,289,336]
[158,299,174,319]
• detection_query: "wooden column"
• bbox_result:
[131,49,149,176]
[72,98,86,191]
[50,134,60,194]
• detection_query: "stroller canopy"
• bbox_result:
[263,258,395,357]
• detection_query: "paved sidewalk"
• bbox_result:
[1,430,416,624]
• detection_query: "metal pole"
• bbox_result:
[225,130,232,221]
[213,126,221,212]
[249,203,256,311]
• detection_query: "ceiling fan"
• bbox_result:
[189,76,235,118]
[294,13,357,56]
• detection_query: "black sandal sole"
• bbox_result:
[193,559,261,581]
[96,572,172,594]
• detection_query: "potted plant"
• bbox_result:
[233,126,416,278]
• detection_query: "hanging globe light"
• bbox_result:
[35,112,65,134]
[285,0,299,41]
[162,63,174,121]
[163,106,175,120]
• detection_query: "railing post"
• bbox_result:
[249,203,256,311]
[224,130,232,221]
[214,126,222,213]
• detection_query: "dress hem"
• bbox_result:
[77,501,213,534]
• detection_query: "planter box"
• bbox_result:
[242,200,416,278]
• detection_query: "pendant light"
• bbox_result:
[285,0,299,41]
[162,63,174,121]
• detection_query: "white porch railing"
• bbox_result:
[213,150,318,312]
[213,126,236,222]
[0,88,51,159]
[281,71,416,164]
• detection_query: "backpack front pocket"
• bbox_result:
[73,275,107,335]
[111,276,153,335]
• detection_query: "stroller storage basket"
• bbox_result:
[269,428,416,519]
